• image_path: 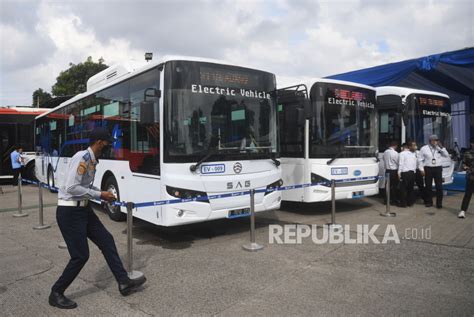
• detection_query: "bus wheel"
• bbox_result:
[103,176,126,221]
[47,167,55,192]
[25,162,37,182]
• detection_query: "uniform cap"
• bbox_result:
[429,134,439,141]
[88,127,114,143]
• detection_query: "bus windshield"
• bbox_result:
[164,61,278,162]
[410,94,452,149]
[309,82,377,159]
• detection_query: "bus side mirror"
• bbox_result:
[296,108,305,126]
[304,99,312,118]
[140,101,155,124]
[144,88,161,101]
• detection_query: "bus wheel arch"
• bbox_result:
[102,172,126,222]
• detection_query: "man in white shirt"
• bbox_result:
[398,141,418,208]
[418,134,450,208]
[383,140,400,205]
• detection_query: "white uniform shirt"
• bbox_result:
[418,144,449,171]
[383,147,399,170]
[398,150,417,176]
[58,147,101,201]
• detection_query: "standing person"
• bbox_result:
[398,141,418,208]
[458,137,474,218]
[418,134,450,208]
[49,128,146,310]
[383,140,400,205]
[10,145,22,186]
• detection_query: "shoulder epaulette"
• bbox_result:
[82,151,91,161]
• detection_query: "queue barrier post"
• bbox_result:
[13,175,28,217]
[326,179,343,231]
[33,182,51,230]
[126,202,144,279]
[242,189,264,252]
[380,172,396,217]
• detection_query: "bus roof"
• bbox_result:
[36,55,275,120]
[279,78,376,93]
[376,86,450,99]
[0,107,49,116]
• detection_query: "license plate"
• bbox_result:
[201,164,225,174]
[228,208,250,218]
[331,167,348,175]
[352,191,364,198]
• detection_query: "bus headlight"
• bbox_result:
[311,173,330,186]
[166,186,209,203]
[265,179,283,195]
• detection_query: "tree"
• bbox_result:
[51,56,108,96]
[32,88,52,107]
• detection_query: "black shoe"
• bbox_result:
[425,203,433,207]
[119,276,147,296]
[436,205,442,209]
[48,291,77,309]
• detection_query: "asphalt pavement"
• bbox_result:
[0,183,473,316]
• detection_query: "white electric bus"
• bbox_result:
[35,56,282,226]
[376,86,455,185]
[277,79,379,202]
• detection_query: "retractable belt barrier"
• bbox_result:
[22,176,383,208]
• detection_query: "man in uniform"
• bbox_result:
[398,141,418,208]
[418,134,449,209]
[383,140,400,205]
[49,127,146,309]
[459,137,474,218]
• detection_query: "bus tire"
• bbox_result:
[47,166,55,193]
[25,162,37,182]
[103,176,126,222]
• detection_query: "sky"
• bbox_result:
[0,0,473,106]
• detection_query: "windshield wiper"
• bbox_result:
[189,147,242,172]
[270,152,281,166]
[327,152,343,165]
[238,146,281,166]
[189,148,219,172]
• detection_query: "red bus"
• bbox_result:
[0,107,49,181]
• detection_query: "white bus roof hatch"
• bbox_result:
[86,61,145,92]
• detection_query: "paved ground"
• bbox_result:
[0,183,473,316]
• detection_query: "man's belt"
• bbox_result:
[58,199,89,207]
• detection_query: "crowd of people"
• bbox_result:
[383,135,473,219]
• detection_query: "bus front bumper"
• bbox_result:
[161,190,281,226]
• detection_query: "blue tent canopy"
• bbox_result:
[326,47,474,148]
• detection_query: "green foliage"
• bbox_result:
[51,56,108,96]
[32,88,52,106]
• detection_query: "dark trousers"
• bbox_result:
[386,169,399,205]
[399,171,415,207]
[415,170,428,203]
[461,175,474,212]
[51,205,128,294]
[12,167,21,186]
[424,166,443,207]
